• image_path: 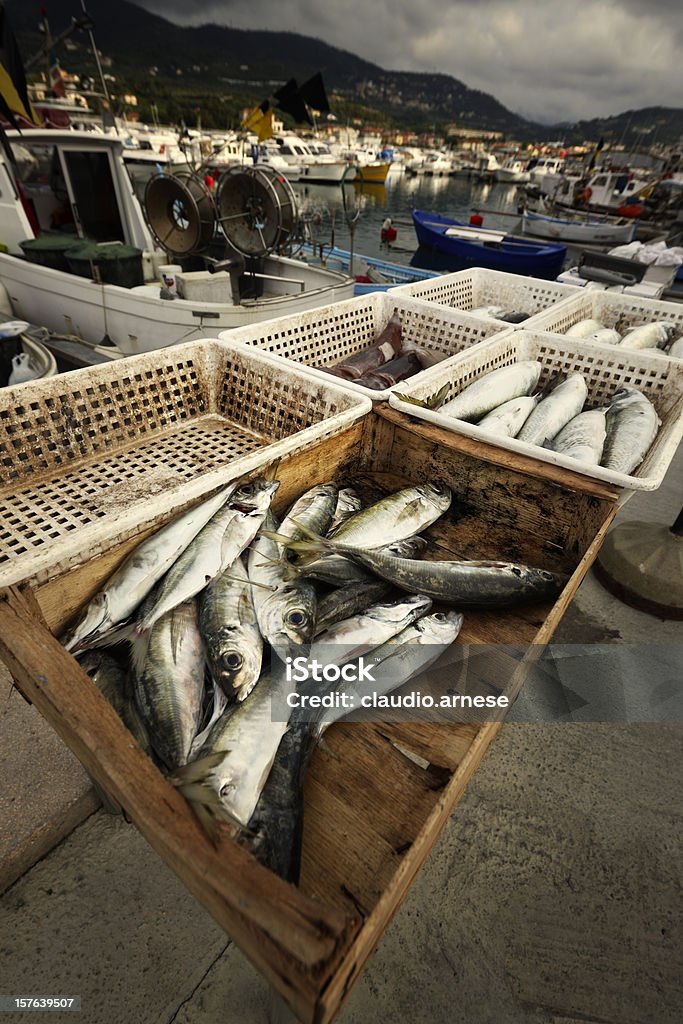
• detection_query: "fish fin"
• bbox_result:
[72,618,136,653]
[130,625,152,676]
[393,383,449,410]
[262,519,333,557]
[261,458,281,483]
[171,749,227,784]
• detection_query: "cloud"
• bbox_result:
[133,0,683,123]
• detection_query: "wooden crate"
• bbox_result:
[0,407,619,1023]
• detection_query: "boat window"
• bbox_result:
[61,150,125,242]
[593,175,607,186]
[280,146,294,155]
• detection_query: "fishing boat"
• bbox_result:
[521,209,638,245]
[0,130,353,356]
[494,156,531,184]
[411,210,567,279]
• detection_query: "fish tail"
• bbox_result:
[262,519,333,557]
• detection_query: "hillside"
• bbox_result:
[6,0,682,144]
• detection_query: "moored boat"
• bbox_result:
[411,210,566,279]
[521,209,638,245]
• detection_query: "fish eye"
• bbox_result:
[219,782,234,798]
[287,610,307,627]
[541,571,555,581]
[511,566,523,577]
[223,652,243,670]
[434,612,446,621]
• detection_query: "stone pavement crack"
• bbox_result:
[165,940,232,1024]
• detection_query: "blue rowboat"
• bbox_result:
[299,242,440,293]
[412,209,566,280]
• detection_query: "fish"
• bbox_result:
[309,594,433,666]
[550,409,607,465]
[62,482,239,653]
[356,351,423,389]
[438,361,542,422]
[565,318,606,338]
[133,478,279,666]
[328,487,362,535]
[324,313,402,379]
[314,581,393,635]
[302,536,428,586]
[618,321,676,350]
[667,336,683,359]
[477,394,539,437]
[498,311,531,324]
[602,386,660,475]
[79,650,151,753]
[279,483,339,544]
[174,666,295,830]
[245,713,316,882]
[248,510,318,650]
[314,609,465,738]
[132,598,206,771]
[198,557,263,703]
[469,305,507,318]
[330,483,452,548]
[588,328,621,346]
[271,524,567,609]
[516,372,588,446]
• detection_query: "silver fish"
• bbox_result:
[132,598,206,771]
[618,322,676,350]
[80,650,151,753]
[602,386,660,475]
[469,305,507,319]
[279,483,339,544]
[302,536,429,586]
[277,528,566,609]
[439,361,542,422]
[328,487,362,535]
[517,372,587,446]
[63,482,238,653]
[249,510,318,650]
[198,557,262,702]
[477,394,539,437]
[565,318,606,338]
[588,328,621,346]
[551,409,607,465]
[135,478,279,651]
[309,594,432,666]
[315,610,464,738]
[315,581,393,635]
[330,483,451,548]
[175,667,294,829]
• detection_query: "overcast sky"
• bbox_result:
[135,0,682,124]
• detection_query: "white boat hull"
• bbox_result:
[0,255,354,356]
[521,212,637,245]
[495,168,530,184]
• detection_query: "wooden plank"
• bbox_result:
[0,586,356,1024]
[377,405,621,502]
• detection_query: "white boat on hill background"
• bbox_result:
[0,130,353,356]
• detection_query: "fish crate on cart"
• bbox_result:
[389,329,683,492]
[0,406,620,1023]
[521,287,683,347]
[391,267,579,322]
[219,291,502,401]
[0,338,370,588]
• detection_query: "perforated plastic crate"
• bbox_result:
[391,268,579,322]
[522,289,683,356]
[220,291,503,400]
[0,338,371,586]
[389,328,683,492]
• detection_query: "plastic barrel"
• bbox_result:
[65,241,144,287]
[19,234,81,272]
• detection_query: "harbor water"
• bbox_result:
[291,174,526,271]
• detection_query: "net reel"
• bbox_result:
[143,171,217,256]
[215,165,298,257]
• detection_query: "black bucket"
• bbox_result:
[19,234,81,272]
[65,241,144,288]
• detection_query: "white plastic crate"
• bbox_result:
[388,329,683,492]
[0,338,371,586]
[391,267,579,323]
[523,289,683,357]
[219,291,503,401]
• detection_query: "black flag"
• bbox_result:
[273,78,313,126]
[299,73,330,114]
